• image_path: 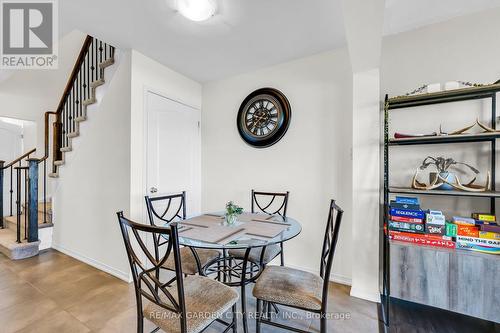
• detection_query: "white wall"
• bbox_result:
[201,49,354,283]
[21,121,37,154]
[129,50,202,223]
[51,51,132,281]
[381,8,500,217]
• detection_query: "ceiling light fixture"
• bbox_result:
[177,0,217,22]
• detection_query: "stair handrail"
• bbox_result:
[1,148,36,169]
[52,35,92,165]
[55,35,92,115]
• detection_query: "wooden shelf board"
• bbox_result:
[388,187,500,198]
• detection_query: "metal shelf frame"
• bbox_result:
[381,81,500,326]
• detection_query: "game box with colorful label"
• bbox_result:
[389,221,425,233]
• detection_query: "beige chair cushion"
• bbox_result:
[253,266,323,311]
[228,244,281,264]
[144,275,238,333]
[163,247,220,275]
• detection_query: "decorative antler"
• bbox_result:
[418,156,479,174]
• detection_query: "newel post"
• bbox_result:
[27,159,38,242]
[0,160,4,229]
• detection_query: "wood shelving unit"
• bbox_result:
[382,81,500,326]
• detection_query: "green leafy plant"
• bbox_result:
[225,201,243,225]
[225,201,243,216]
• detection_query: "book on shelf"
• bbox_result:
[389,230,455,249]
[446,222,457,237]
[474,220,498,225]
[426,224,445,235]
[456,236,500,254]
[426,211,445,225]
[389,221,425,233]
[456,236,500,248]
[390,208,425,220]
[471,213,496,222]
[395,196,420,205]
[452,216,476,226]
[390,201,420,210]
[457,225,480,238]
[390,215,424,223]
[480,224,500,233]
[479,231,500,240]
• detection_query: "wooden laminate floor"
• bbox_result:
[0,249,381,333]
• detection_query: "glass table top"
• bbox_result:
[166,212,302,250]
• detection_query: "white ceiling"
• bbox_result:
[60,0,500,83]
[384,0,500,35]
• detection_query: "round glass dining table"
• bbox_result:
[174,212,302,333]
[176,213,302,249]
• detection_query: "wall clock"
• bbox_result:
[237,87,291,148]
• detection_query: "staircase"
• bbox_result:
[0,35,116,260]
[3,202,53,230]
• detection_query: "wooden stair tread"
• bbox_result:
[4,212,53,228]
[22,202,52,213]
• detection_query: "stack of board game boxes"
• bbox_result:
[447,214,500,255]
[387,196,500,254]
[388,197,454,249]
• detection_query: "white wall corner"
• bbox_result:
[341,0,385,73]
[350,69,381,303]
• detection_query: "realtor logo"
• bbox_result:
[1,0,58,69]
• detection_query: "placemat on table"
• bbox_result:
[178,225,245,244]
[243,221,289,238]
[236,212,273,222]
[182,214,224,228]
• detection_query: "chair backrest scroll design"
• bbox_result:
[117,212,188,332]
[251,189,289,217]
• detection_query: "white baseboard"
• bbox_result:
[330,273,352,286]
[52,242,131,283]
[350,286,381,303]
[285,263,352,286]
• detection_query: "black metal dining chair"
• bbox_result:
[117,212,238,333]
[253,200,343,333]
[228,190,289,266]
[145,192,220,275]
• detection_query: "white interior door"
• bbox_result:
[146,91,201,217]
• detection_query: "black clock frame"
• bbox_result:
[237,87,292,148]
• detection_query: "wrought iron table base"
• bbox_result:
[203,249,264,333]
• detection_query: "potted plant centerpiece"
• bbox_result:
[225,201,243,225]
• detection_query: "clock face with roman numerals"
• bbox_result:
[237,88,291,148]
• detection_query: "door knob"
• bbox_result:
[150,187,158,193]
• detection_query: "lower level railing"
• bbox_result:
[0,154,41,243]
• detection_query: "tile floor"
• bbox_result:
[0,249,381,333]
